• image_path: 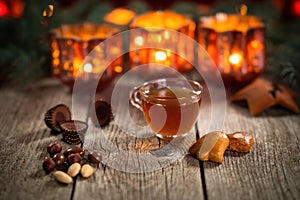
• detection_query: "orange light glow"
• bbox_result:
[155,51,167,61]
[229,53,242,65]
[250,41,263,50]
[114,66,123,73]
[83,63,93,73]
[104,8,136,26]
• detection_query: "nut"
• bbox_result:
[227,131,254,153]
[47,142,62,156]
[67,153,81,164]
[67,163,81,177]
[64,146,85,157]
[53,171,73,184]
[189,131,229,163]
[53,153,66,166]
[42,157,56,173]
[81,164,94,178]
[88,151,102,164]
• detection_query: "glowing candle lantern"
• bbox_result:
[129,10,195,72]
[198,5,266,85]
[49,22,123,90]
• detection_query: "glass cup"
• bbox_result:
[130,78,202,140]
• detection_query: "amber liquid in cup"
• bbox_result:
[131,79,202,140]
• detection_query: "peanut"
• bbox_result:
[81,164,94,178]
[67,163,81,177]
[53,171,73,184]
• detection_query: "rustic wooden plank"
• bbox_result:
[202,104,300,200]
[0,79,75,200]
[73,77,204,200]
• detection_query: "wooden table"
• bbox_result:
[0,78,299,200]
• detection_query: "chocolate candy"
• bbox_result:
[47,142,62,156]
[88,151,102,164]
[67,153,82,164]
[44,104,71,132]
[53,153,66,166]
[42,157,56,173]
[64,146,85,157]
[59,120,88,144]
[91,99,113,127]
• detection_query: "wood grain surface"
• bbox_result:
[0,78,299,200]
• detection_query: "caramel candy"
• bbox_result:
[190,131,229,163]
[227,132,254,153]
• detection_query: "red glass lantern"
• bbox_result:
[0,0,24,18]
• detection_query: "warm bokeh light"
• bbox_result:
[104,8,136,26]
[239,4,248,16]
[134,36,144,46]
[83,63,93,73]
[114,66,123,73]
[0,1,8,16]
[42,5,54,18]
[293,0,300,16]
[229,53,242,65]
[250,40,264,50]
[155,51,167,61]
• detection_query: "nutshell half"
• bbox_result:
[44,104,71,132]
[59,120,88,145]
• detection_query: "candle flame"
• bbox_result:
[155,51,167,61]
[83,63,93,73]
[229,53,242,65]
[42,4,54,18]
[239,4,248,16]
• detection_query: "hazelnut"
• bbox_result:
[53,153,65,166]
[64,146,85,157]
[88,151,102,164]
[42,156,56,173]
[190,131,229,163]
[67,153,82,164]
[47,142,62,156]
[227,131,254,153]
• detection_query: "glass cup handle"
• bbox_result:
[130,87,142,111]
